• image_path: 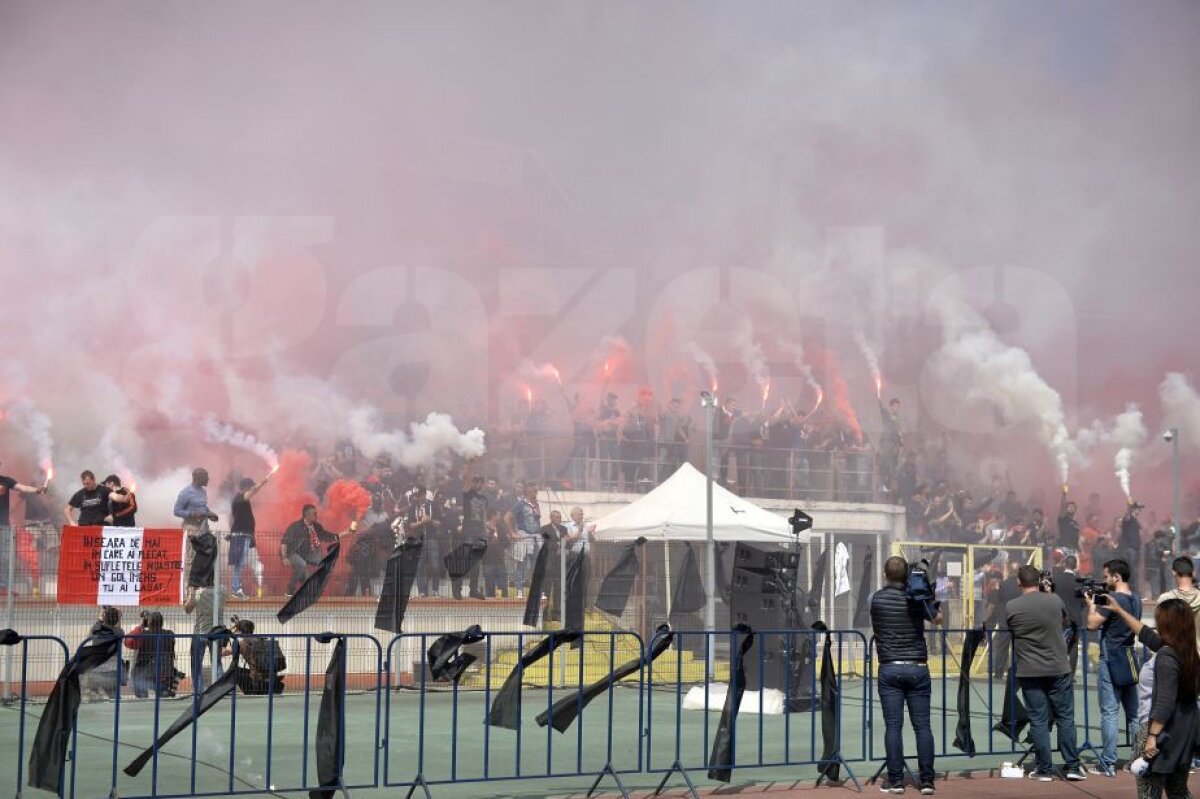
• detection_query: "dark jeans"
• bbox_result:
[877,663,935,785]
[1019,673,1080,774]
[228,534,251,593]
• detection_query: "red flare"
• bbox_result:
[811,389,825,415]
[875,374,883,399]
[603,360,612,379]
[322,479,373,533]
[761,381,771,410]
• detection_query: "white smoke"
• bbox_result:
[97,423,137,485]
[132,466,195,527]
[687,341,719,391]
[853,329,882,391]
[1109,404,1147,500]
[1160,373,1200,451]
[347,409,486,470]
[788,340,823,399]
[929,293,1075,483]
[201,415,280,470]
[733,320,770,400]
[5,398,55,473]
[518,359,562,386]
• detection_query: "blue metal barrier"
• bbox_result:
[0,633,71,799]
[56,631,381,799]
[646,628,871,797]
[382,629,646,799]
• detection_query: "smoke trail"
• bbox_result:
[853,330,882,398]
[518,360,563,387]
[1160,373,1200,451]
[97,423,136,486]
[929,292,1075,483]
[687,341,719,392]
[732,321,770,404]
[347,409,486,470]
[789,341,824,400]
[809,344,861,443]
[1109,404,1147,500]
[201,414,280,470]
[5,398,55,473]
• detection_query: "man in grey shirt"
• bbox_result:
[1005,564,1085,782]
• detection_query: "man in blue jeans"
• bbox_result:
[1005,564,1086,782]
[870,556,942,794]
[1084,558,1140,775]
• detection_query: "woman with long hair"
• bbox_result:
[1141,598,1200,798]
[126,611,178,698]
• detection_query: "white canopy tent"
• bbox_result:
[593,462,807,543]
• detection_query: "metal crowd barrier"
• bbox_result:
[2,623,1150,799]
[52,631,382,799]
[382,629,646,799]
[647,629,871,797]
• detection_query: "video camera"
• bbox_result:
[1039,569,1055,593]
[905,559,940,621]
[1074,576,1110,605]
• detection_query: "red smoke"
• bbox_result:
[321,478,372,532]
[256,449,317,533]
[810,344,863,444]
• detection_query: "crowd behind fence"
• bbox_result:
[0,623,1146,799]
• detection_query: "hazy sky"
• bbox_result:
[1,1,1197,514]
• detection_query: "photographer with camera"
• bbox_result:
[222,618,286,695]
[1006,564,1085,781]
[1084,559,1141,775]
[1051,555,1085,674]
[870,556,942,795]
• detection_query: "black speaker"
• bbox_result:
[730,564,787,692]
[734,543,800,573]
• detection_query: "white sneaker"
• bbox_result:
[1027,772,1053,782]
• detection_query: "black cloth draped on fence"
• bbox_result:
[310,634,346,799]
[807,548,829,615]
[564,550,587,633]
[852,550,874,629]
[125,631,241,777]
[188,531,218,588]
[671,543,706,615]
[707,624,755,783]
[992,677,1030,741]
[444,538,487,580]
[523,537,556,626]
[28,632,122,792]
[817,632,842,782]
[374,538,423,633]
[487,630,582,730]
[953,628,985,755]
[427,625,485,682]
[537,625,675,733]
[278,542,341,624]
[595,537,646,617]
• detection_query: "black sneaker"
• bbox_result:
[879,783,904,794]
[1065,768,1087,781]
[919,784,934,795]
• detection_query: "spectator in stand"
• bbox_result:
[81,606,124,701]
[482,508,508,598]
[456,466,488,600]
[594,393,621,490]
[658,398,692,479]
[0,461,50,529]
[228,472,272,600]
[620,388,657,491]
[125,611,178,698]
[896,452,918,504]
[280,504,337,597]
[506,482,542,598]
[876,397,903,496]
[1084,492,1103,527]
[998,490,1025,524]
[103,475,137,527]
[65,470,132,526]
[1093,529,1120,582]
[1078,513,1102,576]
[1058,489,1081,551]
[406,486,444,597]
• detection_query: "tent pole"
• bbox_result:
[663,539,672,618]
[701,392,717,683]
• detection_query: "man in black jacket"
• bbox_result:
[870,556,942,795]
[1051,555,1085,674]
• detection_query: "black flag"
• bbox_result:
[0,628,20,646]
[427,625,485,682]
[375,539,423,633]
[444,537,487,580]
[817,632,841,781]
[714,543,731,603]
[188,530,218,587]
[125,632,241,776]
[538,625,675,733]
[28,633,122,792]
[806,548,829,615]
[707,624,754,783]
[310,634,346,799]
[594,537,646,617]
[523,536,555,626]
[953,629,986,755]
[670,543,706,615]
[278,541,341,624]
[486,630,581,730]
[564,549,588,633]
[992,676,1029,741]
[852,550,874,629]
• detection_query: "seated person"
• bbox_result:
[224,618,286,695]
[125,611,180,698]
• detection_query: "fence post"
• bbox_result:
[3,525,15,702]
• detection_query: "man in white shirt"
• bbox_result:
[563,506,594,555]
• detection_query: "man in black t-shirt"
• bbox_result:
[456,470,489,599]
[64,470,131,526]
[0,462,49,527]
[229,471,273,600]
[1057,488,1081,551]
[103,475,138,527]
